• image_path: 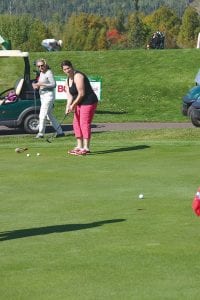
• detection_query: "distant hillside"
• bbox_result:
[0,0,192,22]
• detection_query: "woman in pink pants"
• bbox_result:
[61,60,98,156]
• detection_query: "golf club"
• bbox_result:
[46,114,67,143]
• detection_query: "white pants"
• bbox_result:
[39,91,63,135]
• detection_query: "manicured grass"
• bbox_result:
[32,49,200,122]
[1,129,200,299]
[1,49,199,123]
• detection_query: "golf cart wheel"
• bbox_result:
[23,114,39,133]
[187,105,194,117]
[182,106,188,116]
[190,109,200,127]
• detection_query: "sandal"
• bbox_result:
[75,149,90,156]
[68,148,81,155]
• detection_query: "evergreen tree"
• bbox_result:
[48,13,63,41]
[177,6,200,48]
[0,1,197,51]
[143,6,181,48]
[133,0,140,11]
[63,13,108,50]
[127,12,148,48]
[25,19,49,52]
[0,13,51,51]
[0,0,191,22]
[115,10,126,33]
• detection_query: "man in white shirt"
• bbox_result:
[41,39,63,51]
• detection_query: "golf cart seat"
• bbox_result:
[0,78,24,105]
[15,78,24,96]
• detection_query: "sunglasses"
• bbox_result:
[37,64,44,68]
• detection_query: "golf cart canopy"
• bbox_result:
[0,50,29,57]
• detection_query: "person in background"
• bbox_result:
[41,39,63,51]
[32,58,64,138]
[197,33,200,49]
[61,60,98,156]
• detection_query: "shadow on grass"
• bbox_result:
[96,110,127,115]
[0,219,126,242]
[93,145,150,154]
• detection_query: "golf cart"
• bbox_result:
[0,50,40,133]
[182,85,200,127]
[189,98,200,127]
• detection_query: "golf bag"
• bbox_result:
[148,31,165,49]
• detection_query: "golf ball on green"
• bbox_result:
[37,153,40,156]
[139,194,144,199]
[27,153,30,157]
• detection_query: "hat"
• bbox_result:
[58,40,63,47]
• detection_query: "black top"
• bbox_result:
[68,70,98,105]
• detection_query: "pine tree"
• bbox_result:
[177,6,200,48]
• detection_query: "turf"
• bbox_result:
[1,129,200,299]
[32,49,200,122]
[0,49,199,123]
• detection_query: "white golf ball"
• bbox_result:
[37,153,40,156]
[139,194,144,199]
[26,153,30,157]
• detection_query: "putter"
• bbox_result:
[46,114,66,143]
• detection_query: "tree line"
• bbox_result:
[0,5,200,51]
[0,0,191,21]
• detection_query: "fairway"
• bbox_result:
[1,129,200,299]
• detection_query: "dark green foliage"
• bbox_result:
[62,13,108,51]
[0,14,49,51]
[0,2,198,51]
[177,6,200,47]
[144,6,182,48]
[0,0,192,22]
[127,12,148,48]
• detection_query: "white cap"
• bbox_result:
[58,40,63,47]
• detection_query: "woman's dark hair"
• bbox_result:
[61,60,73,68]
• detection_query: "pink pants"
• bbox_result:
[73,103,97,139]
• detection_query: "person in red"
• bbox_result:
[61,60,98,156]
[192,187,200,216]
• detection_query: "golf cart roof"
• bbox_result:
[0,50,29,57]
